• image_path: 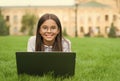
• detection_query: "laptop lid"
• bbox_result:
[16,52,76,77]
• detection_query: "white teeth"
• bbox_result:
[46,35,52,37]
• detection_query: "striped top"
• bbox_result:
[27,36,71,52]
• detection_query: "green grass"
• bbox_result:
[0,36,120,81]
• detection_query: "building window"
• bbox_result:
[80,26,84,33]
[14,27,18,33]
[96,27,100,34]
[105,15,109,21]
[13,15,18,23]
[113,15,117,21]
[89,27,93,33]
[6,16,10,22]
[105,26,110,33]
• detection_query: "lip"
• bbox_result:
[45,35,53,38]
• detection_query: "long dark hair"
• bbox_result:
[35,13,62,51]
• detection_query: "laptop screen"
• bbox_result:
[16,52,76,77]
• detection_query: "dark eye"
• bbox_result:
[51,26,57,30]
[42,26,48,29]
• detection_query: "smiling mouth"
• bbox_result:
[46,35,53,38]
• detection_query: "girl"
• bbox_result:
[27,13,71,52]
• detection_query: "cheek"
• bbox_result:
[53,30,60,36]
[39,29,44,35]
[57,30,60,34]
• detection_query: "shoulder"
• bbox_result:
[28,36,36,44]
[62,37,71,52]
[28,36,36,41]
[62,37,71,45]
[62,37,71,48]
[27,36,36,52]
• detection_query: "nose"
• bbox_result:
[47,28,51,32]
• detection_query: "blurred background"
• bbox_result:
[0,1,120,81]
[0,0,120,38]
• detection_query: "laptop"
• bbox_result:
[15,52,76,77]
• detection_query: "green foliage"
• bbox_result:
[0,11,9,36]
[108,23,116,38]
[62,27,68,36]
[21,13,37,35]
[0,36,120,81]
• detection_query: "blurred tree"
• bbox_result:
[0,9,9,36]
[63,27,68,36]
[108,23,116,38]
[21,13,37,35]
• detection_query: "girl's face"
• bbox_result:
[39,19,60,45]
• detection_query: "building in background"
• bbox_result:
[75,0,120,37]
[0,0,120,37]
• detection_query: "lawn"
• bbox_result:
[0,36,120,81]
